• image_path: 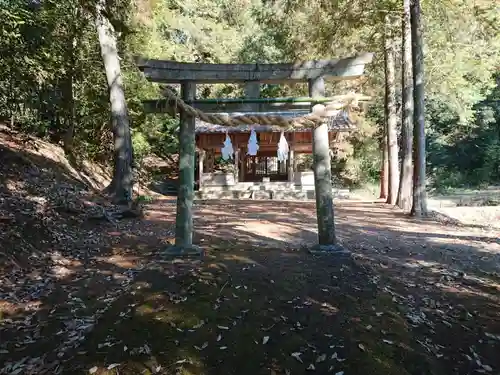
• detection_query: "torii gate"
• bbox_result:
[137,53,374,255]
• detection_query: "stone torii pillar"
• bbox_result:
[309,77,346,254]
[165,81,203,256]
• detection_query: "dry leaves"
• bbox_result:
[291,352,303,363]
[316,354,326,363]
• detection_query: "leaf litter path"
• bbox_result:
[2,198,500,375]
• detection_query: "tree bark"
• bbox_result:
[96,0,134,203]
[384,15,399,205]
[396,0,414,212]
[379,133,388,199]
[63,12,78,154]
[410,0,428,216]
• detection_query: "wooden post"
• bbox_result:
[288,149,295,183]
[234,148,240,182]
[309,77,343,252]
[241,151,246,181]
[168,81,202,255]
[199,149,205,190]
[293,152,298,176]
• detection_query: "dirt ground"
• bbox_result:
[2,193,500,375]
[1,128,500,375]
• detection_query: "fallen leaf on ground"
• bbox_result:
[291,352,303,363]
[193,320,204,329]
[485,333,500,341]
[263,336,270,344]
[316,354,326,363]
[482,364,493,372]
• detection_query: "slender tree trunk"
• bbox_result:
[396,0,414,212]
[96,0,134,203]
[8,78,15,128]
[379,134,388,199]
[384,15,399,205]
[410,0,428,216]
[63,8,82,155]
[63,38,76,153]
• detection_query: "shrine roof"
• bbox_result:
[194,110,355,134]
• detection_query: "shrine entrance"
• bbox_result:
[137,53,374,253]
[195,126,345,189]
[244,153,288,182]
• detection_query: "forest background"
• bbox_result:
[1,0,499,195]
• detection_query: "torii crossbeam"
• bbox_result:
[136,53,373,83]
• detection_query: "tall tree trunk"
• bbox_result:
[96,0,134,203]
[379,134,388,199]
[410,0,428,216]
[9,78,15,128]
[384,15,399,205]
[396,0,414,212]
[63,36,76,153]
[63,7,82,155]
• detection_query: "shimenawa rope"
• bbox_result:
[161,88,360,129]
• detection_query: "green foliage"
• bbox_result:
[427,93,500,190]
[136,194,154,203]
[331,115,381,187]
[0,0,499,191]
[131,130,152,162]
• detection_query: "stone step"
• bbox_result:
[195,189,350,201]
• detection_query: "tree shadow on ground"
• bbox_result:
[52,199,500,375]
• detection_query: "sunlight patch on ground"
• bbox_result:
[0,300,42,316]
[51,265,74,278]
[439,283,500,302]
[232,221,316,244]
[5,178,26,192]
[308,297,339,316]
[144,209,173,221]
[97,255,142,270]
[49,252,82,279]
[220,253,263,267]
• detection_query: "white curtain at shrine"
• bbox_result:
[221,132,234,160]
[277,131,289,162]
[247,128,259,156]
